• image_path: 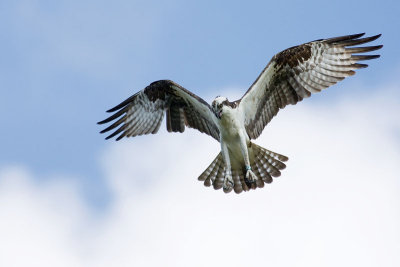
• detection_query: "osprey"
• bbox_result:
[98,33,382,193]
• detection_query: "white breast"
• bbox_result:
[218,107,248,145]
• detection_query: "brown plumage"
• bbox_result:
[239,33,382,139]
[98,80,220,141]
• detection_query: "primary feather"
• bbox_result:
[238,33,382,139]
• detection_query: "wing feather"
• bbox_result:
[238,33,382,139]
[98,80,220,141]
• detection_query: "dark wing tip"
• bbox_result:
[325,33,382,50]
[98,107,127,125]
[325,33,365,43]
[353,63,369,69]
[98,92,139,140]
[106,93,138,113]
[104,124,127,140]
[107,106,119,113]
[371,33,382,40]
[115,133,127,141]
[373,33,382,39]
[349,32,366,39]
[98,118,111,125]
[351,55,381,61]
[346,45,383,54]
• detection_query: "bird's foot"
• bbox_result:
[245,168,257,184]
[223,173,234,191]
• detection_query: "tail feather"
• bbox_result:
[256,153,282,177]
[251,143,287,185]
[231,170,250,194]
[232,171,243,193]
[253,157,273,184]
[215,160,225,184]
[198,153,226,190]
[263,149,288,162]
[213,159,225,190]
[253,158,272,184]
[198,153,220,186]
[197,142,288,194]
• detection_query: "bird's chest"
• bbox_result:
[219,110,243,141]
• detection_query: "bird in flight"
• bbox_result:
[98,33,382,194]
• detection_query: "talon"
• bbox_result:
[223,173,234,191]
[245,169,257,184]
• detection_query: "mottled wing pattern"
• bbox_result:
[98,80,220,141]
[238,33,382,139]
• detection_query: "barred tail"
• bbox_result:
[249,142,288,188]
[197,143,288,194]
[198,153,226,190]
[220,143,288,194]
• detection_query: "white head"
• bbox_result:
[211,96,232,119]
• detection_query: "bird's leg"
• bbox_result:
[221,142,234,190]
[239,136,257,183]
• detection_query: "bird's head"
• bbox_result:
[211,96,231,119]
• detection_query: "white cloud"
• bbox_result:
[1,84,399,267]
[0,167,86,267]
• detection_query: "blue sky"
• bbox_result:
[0,1,400,265]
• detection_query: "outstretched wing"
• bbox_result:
[98,80,220,141]
[238,33,382,139]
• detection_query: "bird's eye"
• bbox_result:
[218,104,222,109]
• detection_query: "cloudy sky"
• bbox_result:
[1,0,399,266]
